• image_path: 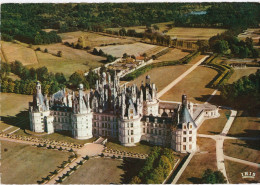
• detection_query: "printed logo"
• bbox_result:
[241,172,256,179]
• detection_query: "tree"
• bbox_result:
[44,48,48,53]
[119,28,127,36]
[202,169,226,184]
[123,53,128,59]
[130,176,141,184]
[153,24,159,30]
[93,48,99,55]
[213,40,229,54]
[196,40,209,53]
[57,51,62,57]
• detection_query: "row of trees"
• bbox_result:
[1,61,66,95]
[220,70,260,109]
[92,48,117,63]
[130,147,175,184]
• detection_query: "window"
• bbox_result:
[128,138,130,143]
[189,137,192,142]
[127,123,129,128]
[183,145,186,150]
[183,131,186,135]
[155,129,157,135]
[184,125,186,129]
[189,131,192,134]
[130,109,133,114]
[131,123,133,127]
[131,137,134,143]
[131,130,134,135]
[143,128,145,133]
[183,137,186,142]
[190,125,192,129]
[159,130,161,135]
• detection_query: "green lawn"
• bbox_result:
[224,139,260,163]
[1,141,70,184]
[62,158,124,184]
[198,109,231,135]
[228,111,260,137]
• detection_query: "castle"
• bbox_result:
[29,73,219,153]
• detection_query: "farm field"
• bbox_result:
[166,27,226,41]
[177,138,217,184]
[238,28,260,44]
[160,66,218,103]
[62,158,125,184]
[228,111,260,138]
[225,161,259,184]
[127,65,191,92]
[224,139,260,163]
[1,41,38,65]
[198,109,231,135]
[156,48,190,62]
[1,140,70,184]
[58,31,135,47]
[28,44,105,78]
[95,42,164,58]
[228,68,259,84]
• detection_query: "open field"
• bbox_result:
[160,66,218,103]
[96,42,162,57]
[228,68,259,84]
[1,140,70,184]
[224,139,260,163]
[198,109,231,135]
[238,28,260,44]
[106,141,152,154]
[58,31,135,47]
[28,45,105,78]
[62,157,144,184]
[177,138,217,184]
[0,93,32,117]
[228,111,260,138]
[1,41,38,65]
[127,65,191,92]
[225,161,259,183]
[166,27,226,41]
[156,48,190,62]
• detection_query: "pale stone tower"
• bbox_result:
[71,84,93,140]
[172,95,197,153]
[29,81,54,134]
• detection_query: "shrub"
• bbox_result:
[58,147,63,151]
[69,148,74,152]
[84,155,89,160]
[35,47,41,51]
[101,153,104,157]
[44,48,48,53]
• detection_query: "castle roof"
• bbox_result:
[178,104,197,128]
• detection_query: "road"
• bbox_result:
[157,55,209,98]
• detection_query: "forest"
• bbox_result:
[1,3,259,44]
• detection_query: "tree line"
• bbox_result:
[130,147,175,184]
[220,70,260,109]
[2,3,259,44]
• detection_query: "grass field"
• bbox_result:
[58,31,135,47]
[228,68,259,84]
[96,42,161,58]
[127,65,191,92]
[106,141,152,154]
[1,41,38,65]
[166,27,226,41]
[156,48,190,62]
[160,66,218,103]
[177,138,217,184]
[228,111,260,138]
[224,139,260,163]
[225,161,259,183]
[198,109,231,135]
[1,140,70,184]
[27,44,105,77]
[62,157,144,184]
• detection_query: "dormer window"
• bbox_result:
[184,125,186,129]
[190,125,192,129]
[130,109,133,114]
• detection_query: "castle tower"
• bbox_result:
[29,81,53,134]
[172,95,197,153]
[71,84,93,140]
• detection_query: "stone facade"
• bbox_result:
[29,73,219,153]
